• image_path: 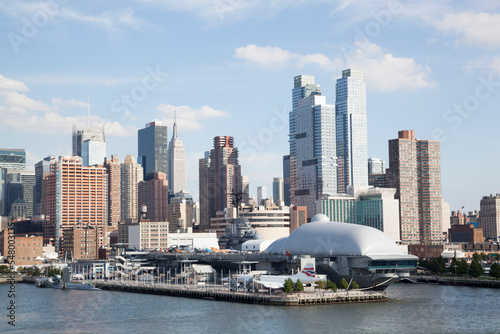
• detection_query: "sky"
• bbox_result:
[1,0,500,212]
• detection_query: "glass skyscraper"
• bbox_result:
[336,69,368,193]
[138,121,168,179]
[289,75,336,219]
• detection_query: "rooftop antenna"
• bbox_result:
[87,92,90,128]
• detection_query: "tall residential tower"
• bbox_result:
[336,69,368,193]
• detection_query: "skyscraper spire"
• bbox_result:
[172,110,178,139]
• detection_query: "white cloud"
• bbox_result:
[156,104,231,131]
[235,44,336,69]
[431,12,500,50]
[0,74,29,91]
[52,97,88,109]
[234,42,438,91]
[0,73,135,137]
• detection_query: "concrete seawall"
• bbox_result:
[95,282,388,306]
[403,276,500,288]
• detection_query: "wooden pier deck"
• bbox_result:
[95,282,387,306]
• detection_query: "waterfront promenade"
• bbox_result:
[95,281,387,306]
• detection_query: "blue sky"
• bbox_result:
[1,0,500,212]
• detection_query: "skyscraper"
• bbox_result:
[82,139,106,167]
[241,175,249,205]
[34,156,56,216]
[272,177,284,205]
[479,195,500,241]
[289,75,336,218]
[387,130,442,245]
[336,69,368,193]
[368,157,385,175]
[138,172,169,222]
[138,121,168,179]
[5,170,35,219]
[104,155,121,230]
[168,189,195,233]
[167,117,187,195]
[121,155,143,223]
[198,151,211,230]
[0,149,26,170]
[282,155,291,206]
[72,125,105,158]
[257,186,267,205]
[41,156,108,252]
[199,136,242,230]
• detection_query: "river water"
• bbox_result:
[1,282,499,333]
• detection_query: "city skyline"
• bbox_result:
[1,2,500,211]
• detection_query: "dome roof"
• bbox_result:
[311,214,330,223]
[266,221,405,257]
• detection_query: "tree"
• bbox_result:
[315,280,326,289]
[472,253,481,262]
[480,252,488,262]
[339,278,349,290]
[283,278,294,293]
[437,256,447,274]
[350,281,359,290]
[294,279,304,292]
[458,259,469,276]
[489,263,500,279]
[449,257,459,275]
[469,260,484,278]
[326,279,334,290]
[0,265,10,274]
[331,283,337,292]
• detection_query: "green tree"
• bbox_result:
[0,265,10,274]
[472,253,481,262]
[315,280,326,289]
[283,278,294,293]
[339,278,349,290]
[331,283,337,292]
[294,279,304,292]
[449,257,459,274]
[489,263,500,279]
[458,259,469,276]
[437,256,447,274]
[480,252,488,261]
[350,281,359,290]
[326,279,334,290]
[469,260,484,278]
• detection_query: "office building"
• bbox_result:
[272,177,284,206]
[4,170,35,219]
[199,136,242,230]
[316,186,400,242]
[62,224,98,260]
[138,121,168,179]
[104,155,121,230]
[336,69,368,193]
[368,157,385,175]
[82,139,106,167]
[479,194,500,241]
[283,155,291,206]
[257,185,267,205]
[0,149,26,170]
[168,190,196,233]
[387,130,442,245]
[72,124,105,158]
[289,75,336,219]
[289,205,307,233]
[198,151,211,230]
[138,172,169,222]
[41,156,108,252]
[241,175,249,205]
[34,156,56,215]
[292,74,321,110]
[121,155,143,223]
[167,117,187,195]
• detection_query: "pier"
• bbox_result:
[95,282,388,306]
